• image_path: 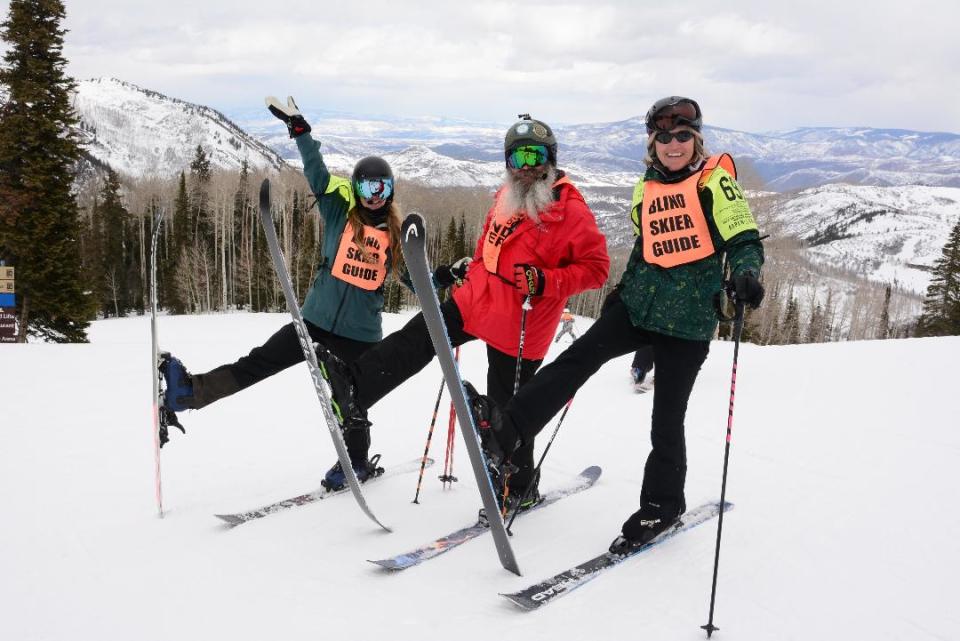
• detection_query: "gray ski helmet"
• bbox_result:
[504,114,558,165]
[352,156,394,203]
[645,96,702,133]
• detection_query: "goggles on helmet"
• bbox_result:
[507,144,549,169]
[654,130,696,144]
[647,98,701,133]
[354,177,393,201]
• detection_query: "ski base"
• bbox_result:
[369,465,601,571]
[501,500,732,610]
[215,457,433,528]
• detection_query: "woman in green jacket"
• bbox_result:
[474,96,765,551]
[160,96,402,491]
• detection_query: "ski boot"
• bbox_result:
[316,347,365,424]
[156,352,189,446]
[321,416,384,491]
[159,353,195,412]
[608,501,685,555]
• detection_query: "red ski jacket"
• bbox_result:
[452,179,609,360]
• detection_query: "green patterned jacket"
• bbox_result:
[619,160,764,341]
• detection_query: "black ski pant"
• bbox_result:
[503,295,710,517]
[350,299,543,490]
[190,321,375,409]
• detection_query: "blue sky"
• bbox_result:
[6,0,959,133]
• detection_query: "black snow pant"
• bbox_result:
[503,294,710,517]
[631,344,655,375]
[189,321,375,409]
[350,299,543,491]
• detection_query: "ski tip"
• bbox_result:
[367,558,406,571]
[214,514,243,528]
[581,465,602,480]
[401,213,425,240]
[259,178,270,207]
[499,593,537,610]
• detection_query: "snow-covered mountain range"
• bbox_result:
[71,78,284,176]
[61,78,960,297]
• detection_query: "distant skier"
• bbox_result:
[554,308,577,343]
[469,96,765,553]
[630,345,654,391]
[318,115,610,512]
[158,96,404,491]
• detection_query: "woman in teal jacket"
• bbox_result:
[474,96,766,551]
[160,96,401,491]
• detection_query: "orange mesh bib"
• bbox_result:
[482,176,573,273]
[641,172,716,268]
[331,223,389,290]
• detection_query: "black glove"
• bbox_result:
[513,264,545,297]
[733,270,764,309]
[265,95,311,138]
[433,257,472,288]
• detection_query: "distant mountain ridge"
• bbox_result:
[71,78,284,177]
[58,78,960,297]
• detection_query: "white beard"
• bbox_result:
[500,165,558,224]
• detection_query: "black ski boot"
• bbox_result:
[609,501,685,554]
[316,347,365,424]
[321,416,384,491]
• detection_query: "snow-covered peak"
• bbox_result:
[72,78,284,177]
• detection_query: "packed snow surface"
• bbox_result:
[1,311,956,640]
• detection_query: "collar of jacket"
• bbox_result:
[647,159,707,184]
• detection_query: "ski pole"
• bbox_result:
[513,295,533,395]
[506,395,574,534]
[413,376,446,504]
[503,295,533,516]
[701,300,745,638]
[440,346,460,487]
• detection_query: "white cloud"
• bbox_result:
[2,0,953,132]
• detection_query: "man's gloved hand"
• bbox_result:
[513,263,545,297]
[433,257,472,288]
[265,95,311,138]
[733,270,764,309]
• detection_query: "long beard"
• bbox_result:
[500,165,557,224]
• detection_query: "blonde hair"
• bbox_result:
[644,127,707,169]
[347,201,403,273]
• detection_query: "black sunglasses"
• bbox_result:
[654,130,695,144]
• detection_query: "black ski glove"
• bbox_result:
[734,270,764,309]
[265,95,312,138]
[433,257,472,289]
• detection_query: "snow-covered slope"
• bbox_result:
[1,312,957,640]
[72,78,284,176]
[758,184,960,293]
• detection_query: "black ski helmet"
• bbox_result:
[352,156,394,204]
[504,114,558,166]
[645,96,702,133]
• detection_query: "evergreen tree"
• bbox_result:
[783,296,801,344]
[878,285,892,339]
[916,216,960,336]
[0,0,93,341]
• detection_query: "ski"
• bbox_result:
[370,465,601,571]
[215,457,434,528]
[258,178,389,532]
[149,207,165,516]
[501,500,733,610]
[400,212,521,575]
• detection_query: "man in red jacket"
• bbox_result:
[322,115,609,509]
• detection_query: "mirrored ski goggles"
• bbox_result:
[354,177,393,201]
[507,144,549,169]
[651,101,699,132]
[654,130,696,144]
